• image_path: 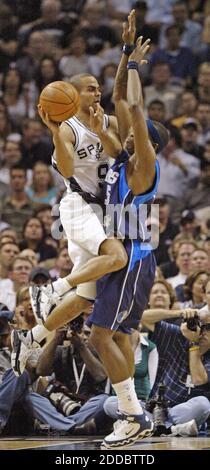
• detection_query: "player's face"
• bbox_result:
[79,77,101,112]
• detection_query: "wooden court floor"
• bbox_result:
[0,435,210,450]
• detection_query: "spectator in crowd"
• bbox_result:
[139,308,210,435]
[177,270,209,306]
[0,165,34,241]
[0,112,12,153]
[19,217,57,262]
[171,90,198,128]
[20,118,53,168]
[148,279,178,311]
[196,102,210,146]
[79,5,119,56]
[180,119,205,163]
[0,242,20,280]
[0,228,18,244]
[26,161,58,206]
[100,63,118,113]
[144,61,182,120]
[59,34,91,80]
[0,3,19,75]
[0,256,33,311]
[157,126,200,210]
[147,100,166,124]
[15,286,37,330]
[190,248,210,274]
[33,56,62,97]
[0,139,32,187]
[49,246,73,280]
[19,249,38,267]
[18,0,75,51]
[1,67,35,125]
[167,240,197,288]
[196,62,210,105]
[133,1,159,46]
[34,204,54,236]
[154,196,179,265]
[179,210,198,240]
[130,328,158,402]
[16,31,53,82]
[151,24,197,86]
[173,160,210,223]
[160,1,202,53]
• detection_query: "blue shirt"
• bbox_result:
[150,321,210,406]
[104,150,160,264]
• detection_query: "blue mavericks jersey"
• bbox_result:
[104,150,160,265]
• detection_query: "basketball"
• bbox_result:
[39,81,80,122]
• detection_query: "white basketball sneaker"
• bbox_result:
[11,329,40,376]
[171,419,198,437]
[101,412,154,449]
[29,283,60,325]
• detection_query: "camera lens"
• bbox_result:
[59,395,81,416]
[49,392,81,416]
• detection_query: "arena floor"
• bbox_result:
[1,435,210,450]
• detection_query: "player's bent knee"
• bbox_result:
[111,251,128,271]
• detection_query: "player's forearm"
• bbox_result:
[113,53,128,102]
[53,132,74,178]
[97,129,122,158]
[127,68,143,109]
[189,349,208,386]
[142,309,181,325]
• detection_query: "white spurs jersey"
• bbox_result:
[52,114,111,197]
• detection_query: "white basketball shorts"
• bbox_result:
[59,192,107,300]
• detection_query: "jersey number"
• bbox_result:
[98,163,109,188]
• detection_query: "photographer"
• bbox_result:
[38,315,108,398]
[140,304,210,435]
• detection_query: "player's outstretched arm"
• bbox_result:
[113,9,136,145]
[38,105,75,179]
[127,38,156,194]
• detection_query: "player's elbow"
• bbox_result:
[128,103,140,114]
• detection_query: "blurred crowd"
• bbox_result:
[0,0,210,439]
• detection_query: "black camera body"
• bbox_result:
[147,384,169,436]
[185,314,201,332]
[69,315,84,334]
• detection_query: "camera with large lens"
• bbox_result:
[146,384,168,436]
[185,314,201,332]
[45,380,81,416]
[69,314,84,334]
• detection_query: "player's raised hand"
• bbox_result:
[128,36,151,66]
[89,103,104,135]
[122,9,136,45]
[37,104,60,134]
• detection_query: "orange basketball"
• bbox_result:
[39,81,80,122]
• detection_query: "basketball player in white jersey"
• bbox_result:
[11,73,128,375]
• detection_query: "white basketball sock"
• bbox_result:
[112,377,143,416]
[53,278,71,296]
[31,324,51,344]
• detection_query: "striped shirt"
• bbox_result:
[149,321,210,406]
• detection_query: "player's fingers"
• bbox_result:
[89,106,94,116]
[136,36,143,46]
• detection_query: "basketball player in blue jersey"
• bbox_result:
[85,32,169,448]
